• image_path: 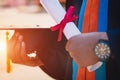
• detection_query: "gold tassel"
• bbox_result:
[6,31,12,73]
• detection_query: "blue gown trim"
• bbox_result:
[72,0,87,80]
[96,0,108,80]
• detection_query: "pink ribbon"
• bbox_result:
[50,6,78,41]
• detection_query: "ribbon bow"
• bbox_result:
[50,6,78,41]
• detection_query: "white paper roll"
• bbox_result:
[40,0,102,72]
[40,0,80,39]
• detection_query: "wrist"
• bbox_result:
[99,32,109,40]
[94,32,111,61]
[94,39,111,61]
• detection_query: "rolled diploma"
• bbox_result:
[40,0,103,72]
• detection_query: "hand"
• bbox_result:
[66,32,108,68]
[8,32,43,67]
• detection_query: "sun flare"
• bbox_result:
[0,42,6,52]
[0,30,14,53]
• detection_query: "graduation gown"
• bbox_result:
[106,0,120,79]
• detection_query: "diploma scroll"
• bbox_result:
[40,0,103,72]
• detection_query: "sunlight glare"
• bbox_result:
[0,30,14,53]
[0,42,6,52]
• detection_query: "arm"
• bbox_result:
[65,32,108,68]
[65,27,120,68]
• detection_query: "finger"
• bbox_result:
[65,39,71,51]
[8,32,20,59]
[13,35,23,61]
[15,35,23,54]
[20,41,34,65]
[18,41,28,64]
[65,37,75,52]
[8,32,20,53]
[20,41,27,59]
[9,32,20,49]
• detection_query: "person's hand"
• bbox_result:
[66,32,108,68]
[8,32,43,67]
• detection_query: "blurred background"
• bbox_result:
[0,0,66,80]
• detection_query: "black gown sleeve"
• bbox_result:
[107,28,120,67]
[106,28,120,80]
[107,0,120,67]
[106,0,120,80]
